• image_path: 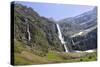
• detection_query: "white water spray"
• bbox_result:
[25,18,31,41]
[72,40,75,45]
[56,24,68,52]
[27,25,31,41]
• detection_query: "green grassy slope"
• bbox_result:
[14,41,97,65]
[13,3,97,65]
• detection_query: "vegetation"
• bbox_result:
[12,2,97,65]
[14,46,97,65]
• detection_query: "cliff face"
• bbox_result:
[14,3,97,55]
[58,7,97,51]
[12,2,97,65]
[14,3,64,56]
[71,28,97,51]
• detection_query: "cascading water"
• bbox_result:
[56,24,68,52]
[25,18,31,41]
[72,40,75,45]
[27,25,31,41]
[71,39,94,53]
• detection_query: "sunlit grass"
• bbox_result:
[14,40,97,65]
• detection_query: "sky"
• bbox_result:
[15,1,95,21]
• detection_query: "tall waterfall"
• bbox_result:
[56,24,68,52]
[27,25,31,41]
[25,18,31,41]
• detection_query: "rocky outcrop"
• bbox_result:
[14,3,64,56]
[58,7,97,51]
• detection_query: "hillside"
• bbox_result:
[58,7,97,51]
[11,2,97,65]
[14,3,64,57]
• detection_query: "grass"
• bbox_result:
[46,51,97,63]
[14,40,97,65]
[14,51,53,65]
[45,51,62,61]
[14,50,97,65]
[14,40,50,65]
[78,52,97,62]
[14,53,33,65]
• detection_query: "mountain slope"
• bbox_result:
[58,7,97,51]
[12,2,97,65]
[14,3,64,58]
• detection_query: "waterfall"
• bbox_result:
[71,39,94,53]
[56,24,68,52]
[27,25,31,41]
[72,40,75,45]
[25,18,31,41]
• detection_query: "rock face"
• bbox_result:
[59,7,97,36]
[58,7,97,51]
[14,3,64,56]
[71,28,97,51]
[14,3,97,54]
